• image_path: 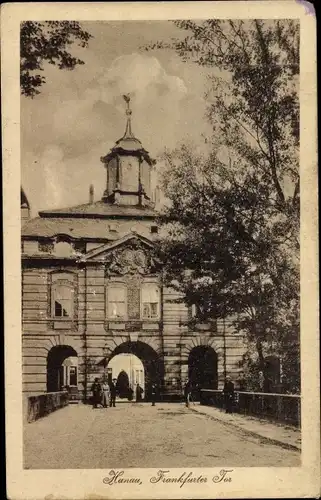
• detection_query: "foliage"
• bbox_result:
[21,21,92,97]
[149,20,300,390]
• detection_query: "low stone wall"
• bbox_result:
[200,389,301,427]
[25,391,69,423]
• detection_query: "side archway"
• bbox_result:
[47,345,78,392]
[188,345,218,390]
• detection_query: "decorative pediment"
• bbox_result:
[84,233,158,275]
[105,245,155,275]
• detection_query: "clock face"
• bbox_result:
[121,157,139,191]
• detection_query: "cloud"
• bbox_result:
[31,53,189,159]
[86,53,188,104]
[22,52,212,213]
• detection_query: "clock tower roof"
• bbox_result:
[114,95,143,151]
[100,95,156,207]
[101,95,155,165]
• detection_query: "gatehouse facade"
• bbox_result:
[21,99,247,401]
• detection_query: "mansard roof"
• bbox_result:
[84,232,154,260]
[38,201,157,219]
[21,213,158,240]
[22,216,112,240]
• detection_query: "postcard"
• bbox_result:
[2,1,319,498]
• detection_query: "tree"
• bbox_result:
[21,21,92,97]
[149,20,300,391]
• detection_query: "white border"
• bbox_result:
[2,2,319,499]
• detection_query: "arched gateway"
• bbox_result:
[188,346,218,390]
[47,345,78,392]
[107,341,163,401]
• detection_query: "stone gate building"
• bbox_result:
[21,99,247,401]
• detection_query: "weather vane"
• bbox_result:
[123,94,132,116]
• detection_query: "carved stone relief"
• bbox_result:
[104,242,156,276]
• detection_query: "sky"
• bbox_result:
[21,21,214,216]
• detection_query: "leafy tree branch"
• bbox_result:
[21,21,92,97]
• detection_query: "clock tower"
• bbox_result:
[101,95,155,207]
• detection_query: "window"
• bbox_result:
[52,282,74,318]
[69,366,77,386]
[150,225,158,234]
[141,283,160,319]
[108,284,127,319]
[190,304,197,318]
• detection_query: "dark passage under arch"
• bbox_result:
[188,346,218,390]
[108,341,163,401]
[116,370,130,398]
[47,345,78,392]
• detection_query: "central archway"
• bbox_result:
[108,341,163,402]
[108,353,145,400]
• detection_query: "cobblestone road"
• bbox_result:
[24,402,300,469]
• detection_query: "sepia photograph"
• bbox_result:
[20,17,302,469]
[2,2,319,499]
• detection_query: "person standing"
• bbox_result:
[109,378,117,408]
[184,380,192,407]
[136,383,144,402]
[101,380,110,408]
[128,385,134,401]
[223,377,235,413]
[91,378,102,409]
[151,383,157,406]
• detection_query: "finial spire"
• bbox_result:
[89,184,94,204]
[122,94,134,139]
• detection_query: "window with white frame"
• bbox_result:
[108,284,127,319]
[52,281,74,318]
[141,283,160,319]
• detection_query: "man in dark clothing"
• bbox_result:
[128,386,134,401]
[223,377,235,413]
[136,384,144,402]
[91,378,102,409]
[109,378,117,407]
[184,380,192,407]
[151,383,157,406]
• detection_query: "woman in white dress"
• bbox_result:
[101,380,111,408]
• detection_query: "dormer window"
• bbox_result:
[55,241,72,257]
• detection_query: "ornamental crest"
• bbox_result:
[104,242,156,275]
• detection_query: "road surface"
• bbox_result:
[24,402,300,469]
